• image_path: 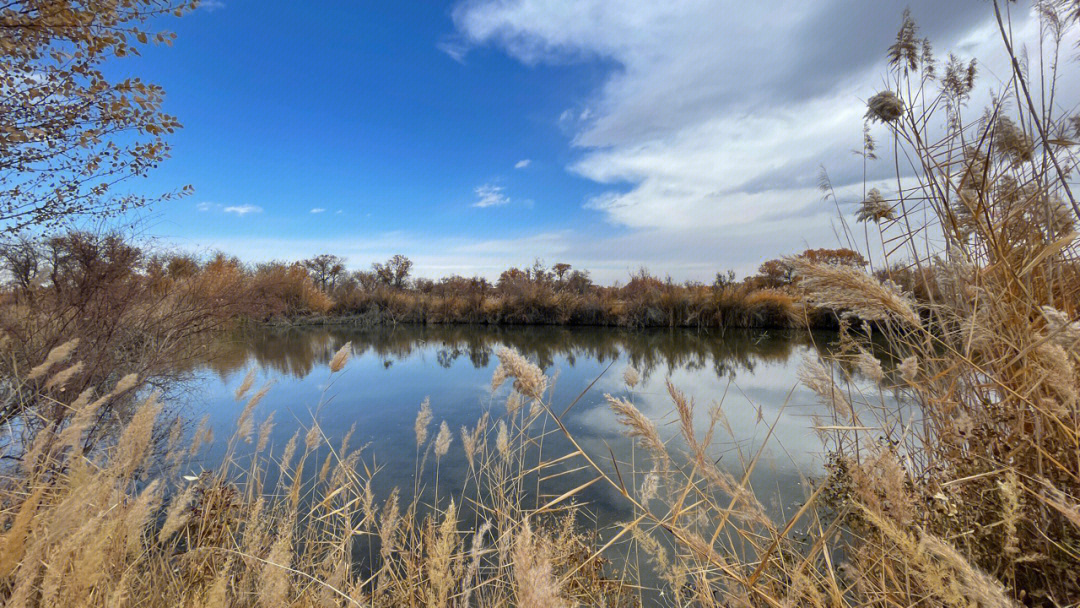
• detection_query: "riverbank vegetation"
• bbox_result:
[2,1,1080,607]
[0,234,867,423]
[0,234,869,427]
[2,236,875,330]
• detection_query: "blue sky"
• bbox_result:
[135,2,616,267]
[117,0,1066,281]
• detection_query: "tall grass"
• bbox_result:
[0,346,638,607]
[787,2,1080,603]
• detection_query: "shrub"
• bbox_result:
[0,233,247,429]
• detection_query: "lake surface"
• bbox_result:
[183,325,849,527]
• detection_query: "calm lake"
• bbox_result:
[183,325,849,530]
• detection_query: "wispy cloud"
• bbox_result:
[223,204,262,216]
[199,0,226,11]
[196,201,214,212]
[437,38,469,63]
[168,209,848,283]
[472,184,510,208]
[514,159,531,169]
[310,207,326,214]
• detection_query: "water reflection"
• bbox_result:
[206,325,826,384]
[191,325,845,508]
[180,325,894,599]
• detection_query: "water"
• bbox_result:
[173,324,874,598]
[182,325,846,518]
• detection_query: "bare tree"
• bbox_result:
[0,236,42,301]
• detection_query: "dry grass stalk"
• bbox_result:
[790,257,920,326]
[513,519,573,608]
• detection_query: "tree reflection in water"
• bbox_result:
[203,325,832,384]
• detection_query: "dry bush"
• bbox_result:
[0,233,250,431]
[735,289,799,328]
[247,261,334,318]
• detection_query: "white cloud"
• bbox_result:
[310,208,326,214]
[196,202,213,212]
[449,1,1067,264]
[472,183,510,208]
[199,0,226,11]
[223,205,262,216]
[514,159,531,169]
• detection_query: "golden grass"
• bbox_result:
[0,348,638,607]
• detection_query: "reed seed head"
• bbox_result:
[415,397,433,446]
[866,90,904,123]
[27,339,78,380]
[329,341,351,373]
[491,347,547,401]
[234,369,255,401]
[856,188,895,223]
[606,393,668,463]
[435,420,452,458]
[496,419,509,459]
[513,519,570,608]
[791,257,920,326]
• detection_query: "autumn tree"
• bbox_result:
[353,270,379,291]
[496,267,528,291]
[526,258,551,284]
[165,253,200,279]
[373,254,412,289]
[713,269,737,289]
[302,254,346,290]
[563,269,592,294]
[0,0,195,234]
[798,247,867,268]
[755,258,796,288]
[552,262,572,282]
[44,232,142,302]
